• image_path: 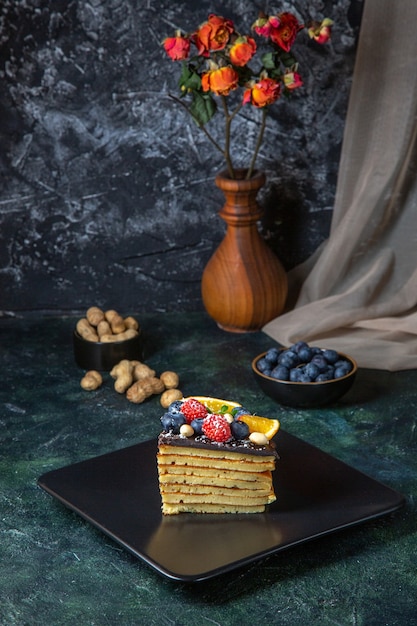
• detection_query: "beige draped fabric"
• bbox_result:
[263,0,417,371]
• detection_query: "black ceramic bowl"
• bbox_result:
[251,350,357,408]
[73,329,143,371]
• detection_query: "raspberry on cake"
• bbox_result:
[180,398,208,423]
[157,396,280,515]
[201,414,231,442]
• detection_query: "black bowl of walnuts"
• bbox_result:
[252,341,357,408]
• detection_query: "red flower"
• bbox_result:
[252,14,280,38]
[243,77,281,108]
[269,12,304,52]
[202,65,239,96]
[308,18,333,44]
[163,34,191,61]
[193,14,234,57]
[229,36,257,67]
[283,71,303,90]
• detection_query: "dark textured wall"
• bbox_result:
[0,0,362,315]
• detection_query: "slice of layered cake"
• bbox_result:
[157,396,280,515]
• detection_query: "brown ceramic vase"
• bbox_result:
[201,169,288,332]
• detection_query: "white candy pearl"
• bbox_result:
[249,431,268,446]
[180,424,194,437]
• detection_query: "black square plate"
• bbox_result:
[38,431,405,582]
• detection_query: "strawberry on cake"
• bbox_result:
[157,396,280,515]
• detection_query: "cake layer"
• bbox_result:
[160,491,276,506]
[157,453,275,473]
[158,442,277,462]
[158,465,273,483]
[159,471,272,489]
[162,503,267,514]
[160,483,273,496]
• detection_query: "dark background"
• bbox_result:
[0,0,362,316]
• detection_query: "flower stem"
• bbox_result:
[167,94,225,154]
[246,107,268,179]
[221,96,236,178]
[168,93,235,178]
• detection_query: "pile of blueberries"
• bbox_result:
[255,341,353,383]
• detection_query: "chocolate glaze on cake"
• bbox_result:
[158,432,278,458]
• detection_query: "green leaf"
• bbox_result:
[261,52,278,69]
[268,67,283,80]
[280,51,298,69]
[189,92,217,126]
[178,62,201,92]
[179,62,191,82]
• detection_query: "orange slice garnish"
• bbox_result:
[237,415,280,440]
[182,396,242,414]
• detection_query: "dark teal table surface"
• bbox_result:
[1,312,416,625]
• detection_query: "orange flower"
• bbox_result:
[243,77,281,107]
[283,71,303,90]
[229,36,257,67]
[194,14,234,57]
[269,12,303,52]
[201,65,239,96]
[163,34,191,61]
[308,18,333,44]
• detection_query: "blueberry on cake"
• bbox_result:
[157,396,280,515]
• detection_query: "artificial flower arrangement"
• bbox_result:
[163,10,333,180]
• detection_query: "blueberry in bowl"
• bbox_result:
[252,342,357,408]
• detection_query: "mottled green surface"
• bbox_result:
[1,312,416,626]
